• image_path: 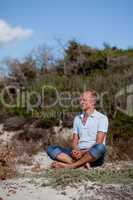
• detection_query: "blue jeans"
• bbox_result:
[47,144,106,167]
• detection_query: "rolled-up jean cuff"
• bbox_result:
[88,144,106,160]
[49,148,62,160]
[47,145,72,160]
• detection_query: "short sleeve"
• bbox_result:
[97,116,109,133]
[72,116,79,135]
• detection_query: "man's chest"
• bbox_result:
[78,117,98,136]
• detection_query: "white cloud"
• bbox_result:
[0,19,33,46]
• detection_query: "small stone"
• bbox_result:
[61,191,66,195]
[8,189,16,194]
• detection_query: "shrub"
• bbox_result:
[0,144,16,180]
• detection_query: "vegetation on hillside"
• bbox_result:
[0,40,133,146]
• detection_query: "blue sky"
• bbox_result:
[0,0,132,66]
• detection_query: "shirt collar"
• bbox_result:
[80,109,96,119]
[90,109,96,117]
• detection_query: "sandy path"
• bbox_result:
[0,178,71,200]
[0,124,133,200]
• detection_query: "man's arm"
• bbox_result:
[71,133,82,160]
[71,133,79,150]
[96,131,106,144]
[96,115,108,144]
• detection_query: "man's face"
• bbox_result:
[80,92,95,111]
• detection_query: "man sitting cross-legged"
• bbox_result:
[47,89,109,169]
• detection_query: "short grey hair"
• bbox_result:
[83,88,97,105]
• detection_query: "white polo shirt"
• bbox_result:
[73,109,109,149]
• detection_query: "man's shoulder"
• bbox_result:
[74,110,108,121]
[74,113,83,121]
[95,110,108,120]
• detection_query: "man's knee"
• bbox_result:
[95,144,106,153]
[89,144,106,160]
[47,145,62,160]
[47,145,54,159]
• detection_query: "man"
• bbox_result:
[47,89,109,169]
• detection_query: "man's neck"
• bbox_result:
[84,108,95,116]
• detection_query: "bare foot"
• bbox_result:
[51,161,57,168]
[84,162,91,170]
[51,161,71,169]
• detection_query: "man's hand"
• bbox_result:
[71,150,82,160]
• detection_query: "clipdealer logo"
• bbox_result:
[115,83,133,117]
[0,84,133,116]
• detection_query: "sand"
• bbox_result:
[0,124,133,200]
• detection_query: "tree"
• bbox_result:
[4,55,38,87]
